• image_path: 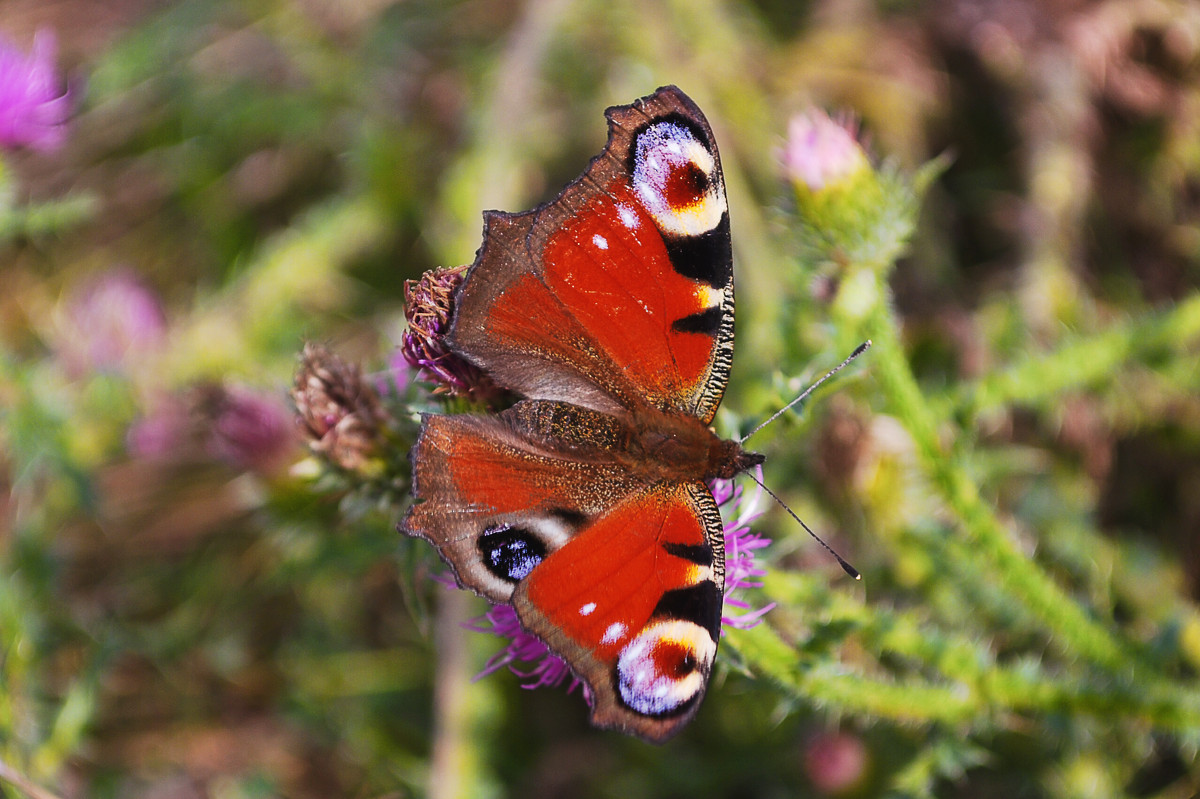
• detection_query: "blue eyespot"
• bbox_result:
[479,525,546,582]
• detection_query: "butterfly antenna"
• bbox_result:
[744,470,860,580]
[738,340,872,445]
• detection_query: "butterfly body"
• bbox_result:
[507,397,760,480]
[403,86,760,741]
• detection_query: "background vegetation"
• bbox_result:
[3,0,1200,797]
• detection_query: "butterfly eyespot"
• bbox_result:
[478,525,547,582]
[615,619,717,717]
[665,162,710,207]
[633,120,726,238]
[673,651,698,678]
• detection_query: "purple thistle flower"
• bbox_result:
[400,265,505,405]
[466,604,590,698]
[457,473,773,692]
[712,469,777,629]
[0,29,70,152]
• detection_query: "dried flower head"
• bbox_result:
[401,265,503,403]
[293,343,391,474]
[461,474,773,691]
[0,29,69,152]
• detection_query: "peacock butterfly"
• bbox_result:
[401,85,763,742]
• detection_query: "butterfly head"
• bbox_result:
[710,438,765,481]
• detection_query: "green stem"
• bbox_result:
[0,194,96,242]
[729,623,1200,730]
[943,291,1200,418]
[727,625,978,725]
[863,284,1141,677]
[0,758,62,799]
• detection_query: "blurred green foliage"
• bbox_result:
[2,0,1200,797]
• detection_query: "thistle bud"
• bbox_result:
[782,110,869,197]
[782,109,882,240]
[292,343,390,474]
[780,107,916,304]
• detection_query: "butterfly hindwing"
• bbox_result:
[448,86,734,423]
[513,481,726,742]
[403,398,730,742]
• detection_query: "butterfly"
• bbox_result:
[401,86,764,742]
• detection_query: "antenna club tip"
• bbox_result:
[853,340,872,357]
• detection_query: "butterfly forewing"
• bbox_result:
[449,86,735,423]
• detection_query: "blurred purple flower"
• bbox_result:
[57,269,166,376]
[0,29,69,152]
[781,109,868,192]
[126,395,190,460]
[207,385,297,475]
[386,347,411,397]
[460,473,773,692]
[128,384,298,476]
[804,730,870,795]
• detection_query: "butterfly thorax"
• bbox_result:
[626,410,764,482]
[506,398,762,483]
